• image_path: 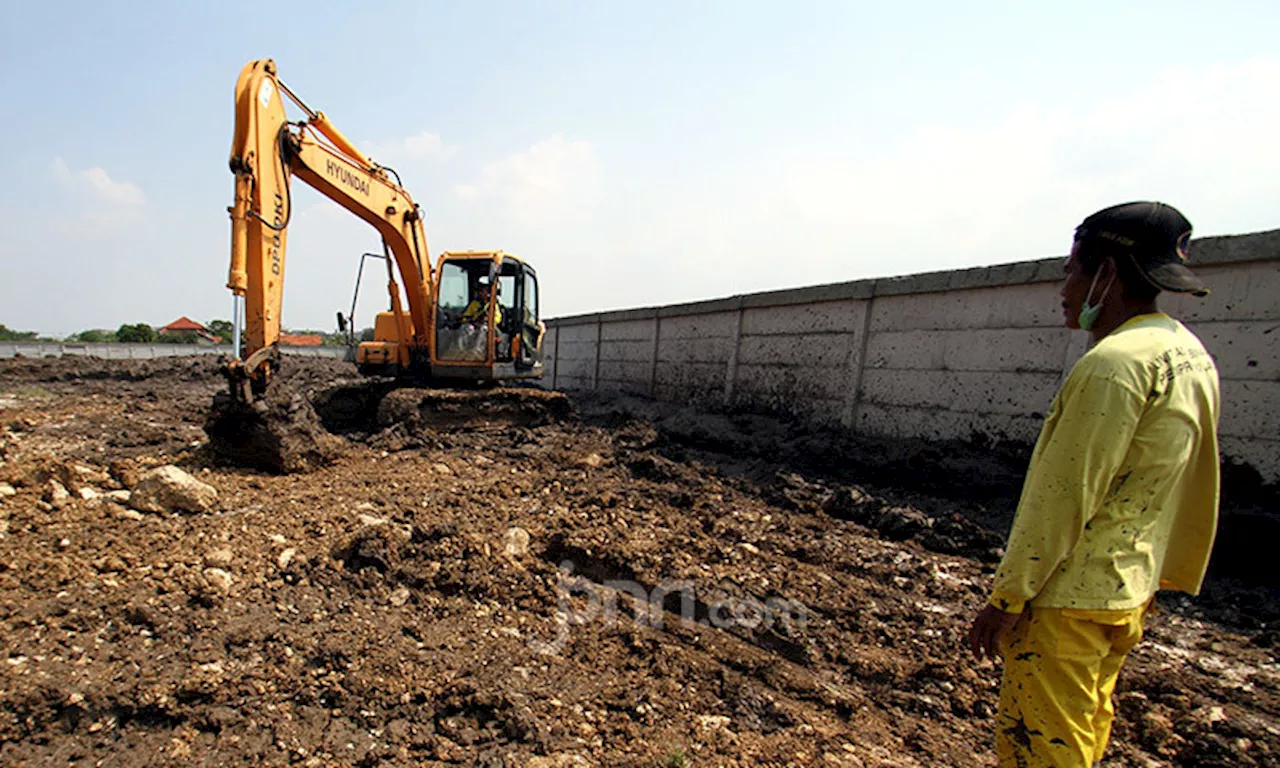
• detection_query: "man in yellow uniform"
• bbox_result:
[461,279,502,327]
[460,280,499,325]
[968,201,1221,767]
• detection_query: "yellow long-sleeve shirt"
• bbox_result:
[461,300,501,326]
[989,313,1221,615]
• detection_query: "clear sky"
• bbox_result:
[2,1,1277,337]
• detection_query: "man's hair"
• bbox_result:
[1072,237,1161,303]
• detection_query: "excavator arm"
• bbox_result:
[225,58,434,398]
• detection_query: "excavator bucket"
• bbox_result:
[204,381,347,475]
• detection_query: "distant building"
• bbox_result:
[159,317,221,344]
[158,317,206,335]
[279,333,324,347]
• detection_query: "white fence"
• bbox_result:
[0,343,353,360]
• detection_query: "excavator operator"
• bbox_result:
[461,278,502,327]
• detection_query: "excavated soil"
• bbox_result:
[0,356,1276,767]
[204,388,347,476]
[204,360,577,476]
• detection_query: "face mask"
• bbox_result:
[1077,266,1115,331]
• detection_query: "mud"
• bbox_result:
[204,360,575,476]
[0,357,1276,768]
[202,393,339,475]
[581,393,1280,630]
[201,357,370,475]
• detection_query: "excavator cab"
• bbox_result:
[350,249,543,381]
[430,250,544,380]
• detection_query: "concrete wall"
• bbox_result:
[0,343,351,360]
[545,229,1280,481]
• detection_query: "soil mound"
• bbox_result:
[202,357,355,474]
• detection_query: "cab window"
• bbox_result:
[523,273,539,321]
[499,274,517,317]
[438,262,469,313]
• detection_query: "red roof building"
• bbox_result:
[158,317,222,344]
[159,316,207,334]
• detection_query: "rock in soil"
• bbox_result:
[128,464,218,514]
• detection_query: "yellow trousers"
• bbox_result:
[996,601,1150,768]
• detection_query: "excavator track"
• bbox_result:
[372,386,575,432]
[309,380,575,436]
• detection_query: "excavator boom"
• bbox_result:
[226,59,432,395]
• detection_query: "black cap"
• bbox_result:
[1074,201,1209,297]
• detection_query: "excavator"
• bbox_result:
[207,58,565,472]
[225,57,546,399]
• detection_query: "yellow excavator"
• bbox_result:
[209,59,563,473]
[224,57,546,402]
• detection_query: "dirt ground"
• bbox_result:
[0,356,1276,767]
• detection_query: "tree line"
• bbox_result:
[0,321,375,345]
